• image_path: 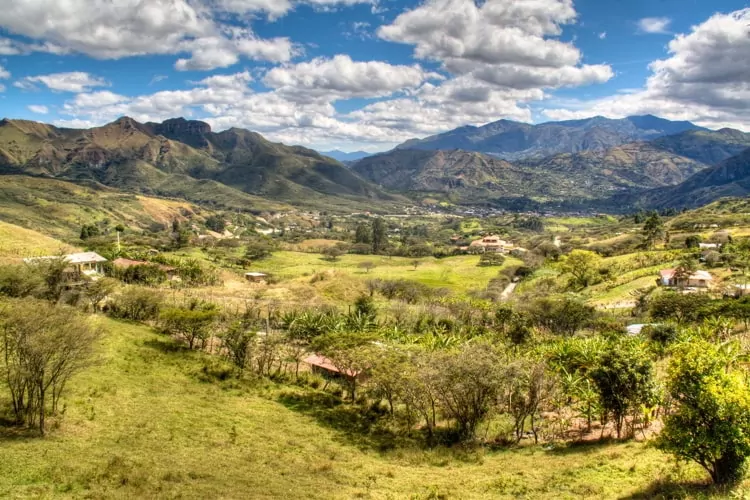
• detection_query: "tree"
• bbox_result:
[649,292,712,324]
[659,340,750,485]
[478,252,505,267]
[411,259,421,270]
[643,213,665,248]
[372,218,387,254]
[434,343,504,441]
[358,261,376,274]
[160,307,218,350]
[205,215,226,233]
[673,255,698,289]
[527,297,595,336]
[85,278,117,312]
[560,250,602,290]
[322,246,345,262]
[79,224,100,240]
[245,240,275,261]
[685,235,702,249]
[220,319,256,375]
[590,338,655,439]
[0,299,100,434]
[354,223,372,244]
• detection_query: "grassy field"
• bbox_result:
[0,317,722,499]
[0,220,77,260]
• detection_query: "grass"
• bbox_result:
[0,220,77,260]
[0,317,725,499]
[250,252,523,294]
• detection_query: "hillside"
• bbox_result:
[320,150,372,162]
[629,148,750,209]
[0,220,76,260]
[395,115,705,160]
[352,143,710,205]
[650,129,750,165]
[0,117,401,212]
[0,317,694,499]
[0,175,226,240]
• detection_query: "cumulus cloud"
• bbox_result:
[637,17,672,34]
[0,0,296,71]
[16,72,108,93]
[377,0,612,91]
[0,65,9,79]
[263,55,440,102]
[27,105,48,114]
[544,9,750,130]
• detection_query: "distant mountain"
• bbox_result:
[649,129,750,165]
[321,150,373,162]
[0,117,402,212]
[395,115,707,160]
[351,142,707,205]
[630,148,750,209]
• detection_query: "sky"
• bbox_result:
[0,0,749,152]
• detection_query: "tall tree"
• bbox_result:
[371,218,387,254]
[560,250,602,290]
[354,223,372,245]
[643,213,665,249]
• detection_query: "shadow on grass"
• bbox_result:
[621,479,721,499]
[276,390,410,453]
[545,437,623,456]
[141,337,190,354]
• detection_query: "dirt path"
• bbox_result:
[501,282,518,300]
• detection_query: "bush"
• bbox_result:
[120,264,168,286]
[659,340,750,485]
[107,287,164,321]
[478,253,506,267]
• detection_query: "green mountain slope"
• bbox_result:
[0,117,402,212]
[649,129,750,165]
[352,142,710,205]
[630,148,750,209]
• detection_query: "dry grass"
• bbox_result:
[0,220,77,260]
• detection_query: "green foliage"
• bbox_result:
[560,249,602,289]
[160,305,219,350]
[80,224,101,240]
[649,293,713,324]
[120,264,168,286]
[527,297,595,336]
[354,223,371,244]
[478,252,506,267]
[245,240,276,261]
[106,287,163,321]
[591,338,656,439]
[205,215,226,233]
[643,213,665,248]
[371,218,387,254]
[659,340,750,485]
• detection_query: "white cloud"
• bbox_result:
[197,71,253,89]
[0,84,5,93]
[17,72,108,93]
[27,104,48,114]
[0,65,9,79]
[0,0,296,71]
[149,75,168,85]
[637,17,671,34]
[544,9,750,131]
[598,32,607,40]
[263,55,440,102]
[377,0,612,90]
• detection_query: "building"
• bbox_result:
[699,243,721,250]
[303,354,360,379]
[659,269,713,288]
[245,272,268,283]
[469,235,513,254]
[25,252,108,282]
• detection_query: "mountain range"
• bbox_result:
[0,117,402,212]
[396,115,706,160]
[1,114,749,213]
[321,150,373,162]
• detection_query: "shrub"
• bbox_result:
[478,253,506,267]
[107,287,164,321]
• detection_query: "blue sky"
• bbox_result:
[1,0,749,151]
